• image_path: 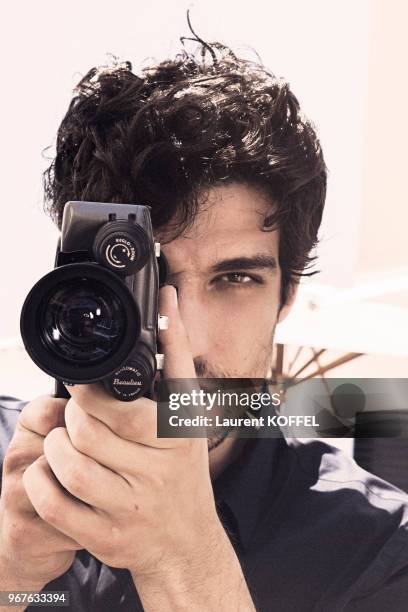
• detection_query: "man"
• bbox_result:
[1,41,408,612]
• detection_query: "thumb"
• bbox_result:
[158,285,196,380]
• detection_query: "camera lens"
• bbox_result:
[41,278,126,363]
[20,263,141,383]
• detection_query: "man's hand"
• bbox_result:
[22,286,256,610]
[22,286,218,573]
[0,396,81,591]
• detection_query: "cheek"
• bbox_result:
[212,289,279,328]
[207,294,278,371]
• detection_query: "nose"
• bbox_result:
[176,286,211,361]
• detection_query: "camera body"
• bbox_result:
[20,201,167,401]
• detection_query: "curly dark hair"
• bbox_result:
[44,43,327,307]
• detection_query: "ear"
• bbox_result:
[277,281,299,324]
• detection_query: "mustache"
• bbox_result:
[193,358,261,394]
[193,357,228,378]
[193,358,251,381]
[188,358,265,452]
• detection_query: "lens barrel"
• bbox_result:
[20,263,141,383]
[104,342,157,401]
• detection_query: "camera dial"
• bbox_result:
[93,220,151,275]
[104,342,156,401]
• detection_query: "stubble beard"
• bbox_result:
[193,328,276,452]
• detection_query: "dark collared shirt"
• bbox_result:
[1,396,408,611]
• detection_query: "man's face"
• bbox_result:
[159,183,292,382]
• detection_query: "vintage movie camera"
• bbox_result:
[20,201,168,401]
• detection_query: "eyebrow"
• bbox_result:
[210,254,278,274]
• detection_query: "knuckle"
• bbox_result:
[20,396,66,436]
[38,398,66,433]
[21,460,37,497]
[44,426,64,448]
[71,420,92,454]
[22,455,47,493]
[98,525,123,559]
[66,403,93,453]
[63,463,86,496]
[36,497,59,524]
[0,475,23,507]
[3,446,27,474]
[7,517,29,548]
[71,421,93,453]
[43,427,69,461]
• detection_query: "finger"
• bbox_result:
[66,385,155,439]
[4,429,46,477]
[43,427,132,512]
[0,469,39,515]
[19,396,67,437]
[158,285,197,379]
[23,455,106,548]
[64,392,180,450]
[3,396,67,477]
[64,400,165,474]
[1,511,82,553]
[158,285,203,429]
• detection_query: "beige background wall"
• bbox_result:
[358,0,408,282]
[0,0,407,401]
